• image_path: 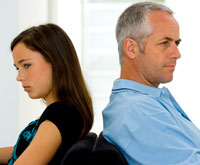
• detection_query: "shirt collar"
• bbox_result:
[113,79,190,121]
[113,79,164,98]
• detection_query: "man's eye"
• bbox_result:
[24,64,31,68]
[161,41,169,45]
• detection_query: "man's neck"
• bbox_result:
[120,60,159,88]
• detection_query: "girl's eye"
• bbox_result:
[14,65,19,70]
[24,64,31,68]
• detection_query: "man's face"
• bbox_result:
[134,11,181,87]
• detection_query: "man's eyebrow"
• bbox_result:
[165,37,173,41]
[164,37,181,41]
[164,37,181,44]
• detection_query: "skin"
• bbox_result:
[121,11,181,87]
[13,43,55,105]
[0,147,14,164]
[6,43,62,164]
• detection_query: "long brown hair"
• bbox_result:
[11,23,93,138]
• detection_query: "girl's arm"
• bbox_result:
[14,120,62,165]
[0,146,14,164]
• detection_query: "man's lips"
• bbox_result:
[166,64,175,67]
[164,64,176,70]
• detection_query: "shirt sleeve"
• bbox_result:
[105,110,200,165]
[38,102,83,146]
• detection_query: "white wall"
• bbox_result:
[0,0,48,147]
[57,0,83,64]
[0,0,19,147]
[56,0,200,133]
[165,0,200,129]
[17,0,48,134]
[1,0,200,147]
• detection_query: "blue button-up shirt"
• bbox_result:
[103,79,200,165]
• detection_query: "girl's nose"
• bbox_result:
[16,71,25,81]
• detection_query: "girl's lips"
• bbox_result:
[23,86,30,92]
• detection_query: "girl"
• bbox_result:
[0,23,93,164]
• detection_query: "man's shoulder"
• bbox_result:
[103,90,165,121]
[111,90,162,107]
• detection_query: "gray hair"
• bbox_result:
[116,1,174,65]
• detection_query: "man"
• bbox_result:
[102,1,200,164]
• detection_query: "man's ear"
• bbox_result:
[123,38,139,59]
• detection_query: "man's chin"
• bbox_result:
[162,77,173,84]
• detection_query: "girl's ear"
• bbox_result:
[123,38,140,59]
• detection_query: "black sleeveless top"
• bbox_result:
[8,102,83,164]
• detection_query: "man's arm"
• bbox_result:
[0,146,14,164]
[105,111,200,164]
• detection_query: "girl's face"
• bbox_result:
[12,42,56,105]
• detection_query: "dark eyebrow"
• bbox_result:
[165,37,173,41]
[18,59,29,64]
[165,37,181,45]
[14,59,31,67]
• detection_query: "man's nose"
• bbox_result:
[170,44,181,59]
